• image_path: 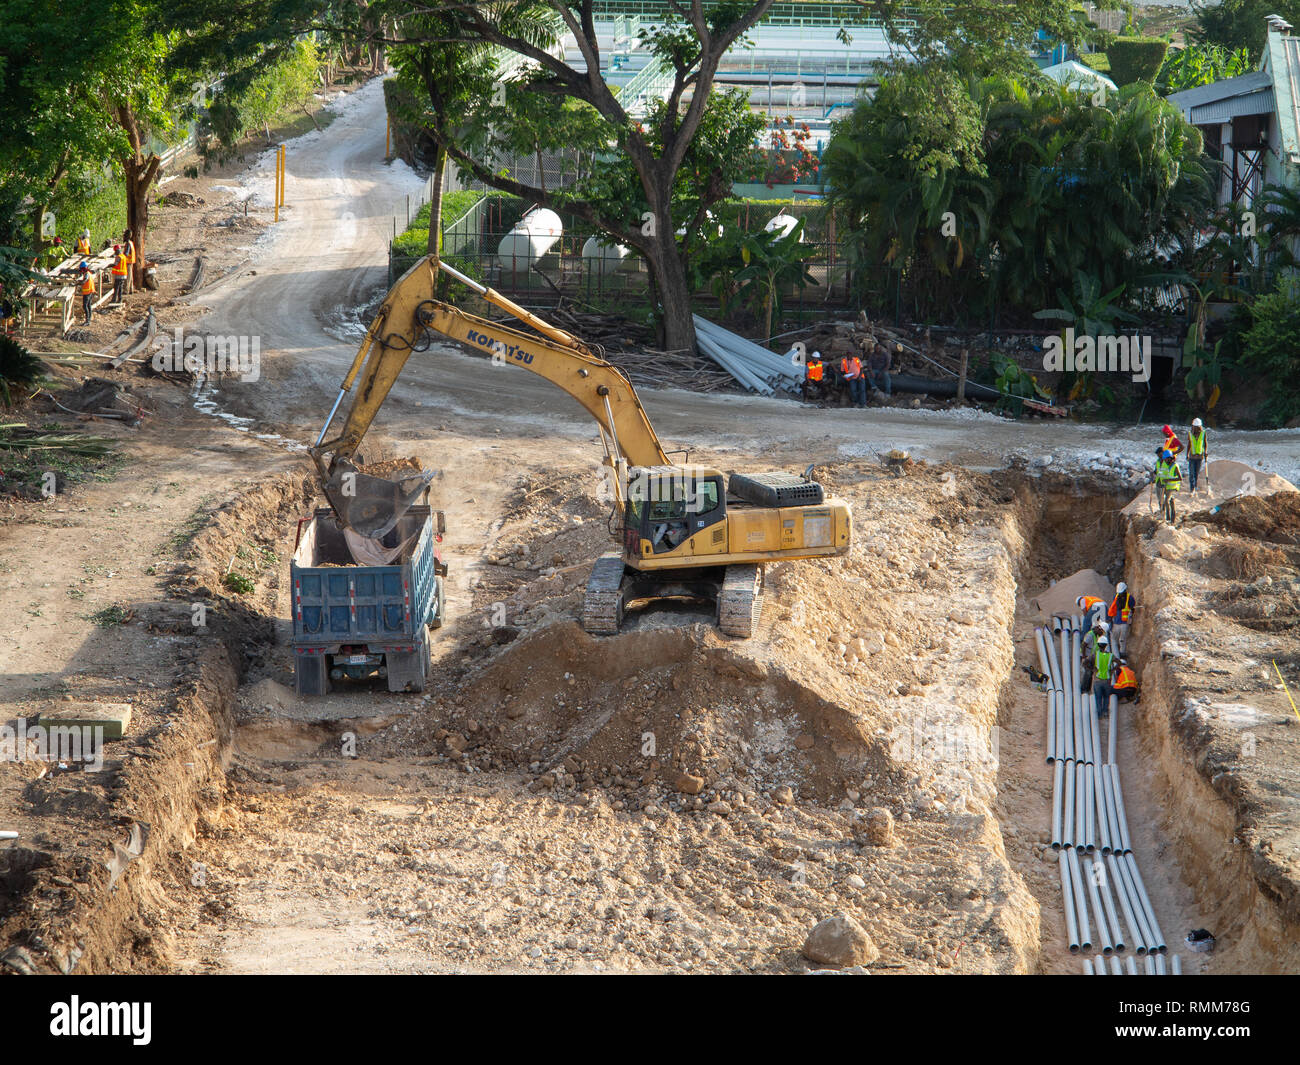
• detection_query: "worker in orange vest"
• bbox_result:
[75,229,91,256]
[803,351,825,403]
[78,262,96,325]
[1075,594,1106,628]
[121,229,136,293]
[1107,581,1134,654]
[110,245,128,304]
[841,353,866,408]
[1113,661,1139,703]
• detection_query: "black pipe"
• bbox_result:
[887,372,1001,402]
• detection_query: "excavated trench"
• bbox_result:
[995,471,1286,974]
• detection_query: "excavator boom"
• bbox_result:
[313,257,667,482]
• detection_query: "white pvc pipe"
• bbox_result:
[1111,765,1134,854]
[1171,954,1182,975]
[1074,762,1088,853]
[0,831,17,840]
[1096,854,1125,953]
[1155,954,1167,975]
[1110,956,1123,975]
[1063,758,1076,849]
[1087,699,1102,768]
[1060,851,1081,953]
[1124,854,1167,953]
[1046,691,1057,765]
[1108,852,1147,955]
[1108,697,1118,764]
[1067,846,1092,951]
[1083,763,1096,851]
[1085,857,1114,954]
[1083,958,1095,974]
[1114,852,1154,954]
[1126,956,1139,975]
[1051,759,1065,850]
[1103,769,1126,855]
[1056,695,1067,764]
[1096,764,1113,854]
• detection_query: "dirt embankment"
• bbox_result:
[1122,491,1300,973]
[0,474,314,974]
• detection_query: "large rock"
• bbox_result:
[862,806,895,846]
[802,913,879,968]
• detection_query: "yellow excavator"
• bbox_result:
[309,257,852,637]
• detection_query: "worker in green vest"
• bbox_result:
[1187,418,1208,493]
[1092,635,1117,718]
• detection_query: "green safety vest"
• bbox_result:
[1095,649,1114,681]
[1156,460,1181,489]
[1190,430,1206,456]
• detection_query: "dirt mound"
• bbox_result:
[448,623,899,807]
[1123,460,1296,515]
[1029,568,1113,619]
[1197,490,1300,546]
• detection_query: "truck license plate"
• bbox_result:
[343,655,371,665]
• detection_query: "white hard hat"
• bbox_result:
[1192,418,1203,428]
[1097,635,1109,648]
[812,351,821,359]
[1116,582,1127,593]
[1076,596,1086,608]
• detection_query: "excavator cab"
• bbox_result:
[622,465,726,557]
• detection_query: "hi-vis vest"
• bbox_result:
[123,239,135,264]
[75,237,91,255]
[1109,591,1132,624]
[807,361,824,382]
[111,254,128,277]
[1163,433,1183,456]
[1115,665,1137,690]
[1190,429,1206,456]
[79,273,95,295]
[1155,459,1181,490]
[1081,596,1104,612]
[1095,648,1114,681]
[841,356,861,379]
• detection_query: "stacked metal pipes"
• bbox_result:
[1035,615,1179,974]
[693,315,805,395]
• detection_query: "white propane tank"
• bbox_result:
[765,212,801,240]
[497,208,562,270]
[581,235,631,276]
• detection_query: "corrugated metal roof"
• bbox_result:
[1274,33,1300,162]
[1190,87,1276,123]
[1166,70,1272,113]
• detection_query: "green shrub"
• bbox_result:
[0,336,43,405]
[1106,37,1170,85]
[1241,280,1300,425]
[48,175,127,252]
[1079,52,1111,73]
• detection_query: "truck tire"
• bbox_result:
[294,652,330,696]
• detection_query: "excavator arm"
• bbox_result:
[310,257,669,534]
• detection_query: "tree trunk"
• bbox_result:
[118,105,161,289]
[425,144,447,261]
[646,233,696,352]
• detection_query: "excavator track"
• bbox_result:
[582,553,627,635]
[717,564,763,637]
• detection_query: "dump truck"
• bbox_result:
[289,501,446,695]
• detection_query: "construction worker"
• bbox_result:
[1113,661,1139,704]
[1187,418,1208,493]
[78,262,95,325]
[1161,423,1183,460]
[121,229,136,294]
[803,351,825,403]
[1080,616,1110,693]
[1154,448,1182,521]
[1108,581,1134,655]
[866,339,892,397]
[1075,594,1106,629]
[841,351,866,408]
[110,244,128,304]
[75,229,91,256]
[1092,634,1118,718]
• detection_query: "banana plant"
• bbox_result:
[735,219,819,341]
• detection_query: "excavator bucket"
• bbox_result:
[322,460,436,539]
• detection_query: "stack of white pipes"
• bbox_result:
[693,315,804,395]
[1035,616,1178,975]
